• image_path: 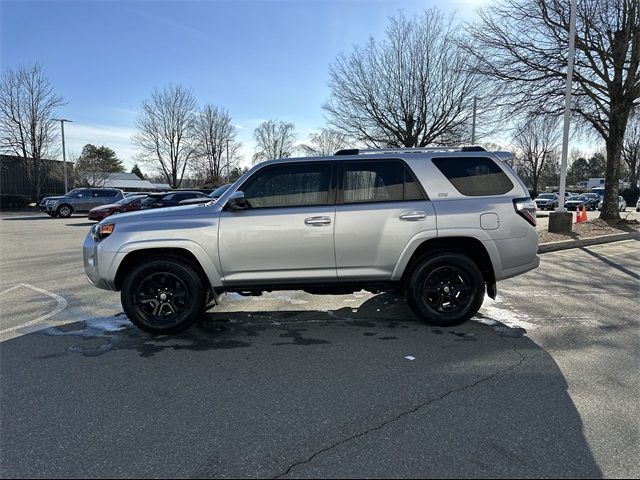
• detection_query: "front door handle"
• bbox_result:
[399,211,427,221]
[305,216,332,227]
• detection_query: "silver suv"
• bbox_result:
[84,147,539,334]
[40,188,124,218]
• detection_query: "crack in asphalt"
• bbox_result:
[272,350,535,479]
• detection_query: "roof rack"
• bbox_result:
[334,146,486,156]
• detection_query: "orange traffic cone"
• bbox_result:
[581,205,588,222]
[576,210,582,223]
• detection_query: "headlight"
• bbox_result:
[93,223,115,242]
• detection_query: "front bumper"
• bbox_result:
[39,203,58,213]
[83,229,119,291]
[535,202,552,208]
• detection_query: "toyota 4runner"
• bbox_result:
[84,147,539,334]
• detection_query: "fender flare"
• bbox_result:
[107,239,223,289]
[390,228,503,282]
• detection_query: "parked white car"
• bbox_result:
[597,196,626,212]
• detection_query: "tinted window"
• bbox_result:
[93,190,118,198]
[172,193,191,201]
[341,160,424,203]
[242,163,331,209]
[404,165,425,201]
[432,157,514,196]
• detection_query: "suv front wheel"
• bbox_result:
[405,253,485,327]
[121,256,206,334]
[57,204,73,218]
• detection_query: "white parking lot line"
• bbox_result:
[0,283,68,335]
[0,284,21,296]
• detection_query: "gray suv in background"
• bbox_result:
[40,188,124,217]
[84,147,539,334]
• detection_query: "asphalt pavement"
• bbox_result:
[0,213,638,478]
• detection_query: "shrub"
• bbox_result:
[620,186,639,206]
[0,194,31,210]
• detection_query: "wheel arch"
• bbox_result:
[112,244,222,292]
[396,236,498,299]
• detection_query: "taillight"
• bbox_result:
[513,197,537,227]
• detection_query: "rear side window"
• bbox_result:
[93,190,119,198]
[341,160,426,204]
[242,162,332,209]
[432,157,514,196]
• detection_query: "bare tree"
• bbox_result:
[512,115,561,195]
[191,105,242,185]
[622,110,640,191]
[252,120,296,162]
[0,64,65,200]
[133,84,197,189]
[300,129,350,156]
[466,0,640,220]
[324,9,482,148]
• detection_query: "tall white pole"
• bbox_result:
[61,120,68,192]
[471,96,477,145]
[54,118,72,192]
[556,0,577,212]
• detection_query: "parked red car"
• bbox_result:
[88,195,147,221]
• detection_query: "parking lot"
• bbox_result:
[1,213,639,478]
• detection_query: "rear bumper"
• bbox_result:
[498,255,540,281]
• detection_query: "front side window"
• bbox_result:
[241,163,332,209]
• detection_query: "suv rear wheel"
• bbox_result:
[405,253,485,327]
[121,256,206,334]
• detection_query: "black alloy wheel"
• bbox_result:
[405,253,485,327]
[121,256,206,334]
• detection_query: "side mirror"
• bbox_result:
[226,191,247,210]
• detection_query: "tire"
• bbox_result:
[57,204,73,218]
[121,256,206,334]
[405,253,485,327]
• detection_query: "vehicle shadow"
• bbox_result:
[0,292,602,478]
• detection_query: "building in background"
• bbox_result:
[0,154,67,200]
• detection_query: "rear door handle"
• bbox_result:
[399,211,427,221]
[305,216,332,226]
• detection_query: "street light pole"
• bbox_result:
[53,118,73,192]
[226,139,230,183]
[548,0,577,233]
[471,96,477,145]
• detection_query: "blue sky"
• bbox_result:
[2,0,491,171]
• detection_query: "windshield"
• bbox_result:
[209,184,231,198]
[116,196,144,205]
[538,194,555,199]
[568,196,583,201]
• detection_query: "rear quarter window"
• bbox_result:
[432,157,514,196]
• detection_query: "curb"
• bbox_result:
[538,232,640,253]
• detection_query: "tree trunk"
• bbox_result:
[600,121,624,221]
[600,98,634,221]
